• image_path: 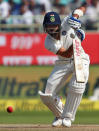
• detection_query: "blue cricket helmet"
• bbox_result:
[43,11,61,27]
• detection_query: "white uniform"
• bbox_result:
[43,16,90,123]
[45,16,90,93]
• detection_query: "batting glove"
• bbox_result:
[67,16,81,29]
[76,29,85,41]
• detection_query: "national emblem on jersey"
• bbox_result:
[50,14,55,22]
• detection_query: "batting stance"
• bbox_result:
[39,6,90,127]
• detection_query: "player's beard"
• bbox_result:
[46,27,61,40]
[50,32,60,40]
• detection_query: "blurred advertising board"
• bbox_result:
[0,32,99,65]
[0,99,99,111]
[0,66,98,98]
[0,65,98,111]
[0,33,57,65]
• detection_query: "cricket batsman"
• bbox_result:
[39,6,90,127]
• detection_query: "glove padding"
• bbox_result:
[76,29,85,41]
[67,16,81,29]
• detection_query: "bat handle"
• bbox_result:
[70,6,86,39]
[70,14,79,39]
[70,33,75,39]
[70,27,76,39]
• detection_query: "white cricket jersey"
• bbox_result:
[45,16,89,61]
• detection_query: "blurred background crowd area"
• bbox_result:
[0,0,99,32]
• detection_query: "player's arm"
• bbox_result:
[67,6,86,29]
[67,6,86,41]
[56,29,85,58]
[56,7,86,58]
[56,45,73,58]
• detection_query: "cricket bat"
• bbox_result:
[72,33,85,83]
[71,6,86,83]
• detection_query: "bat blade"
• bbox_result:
[73,36,85,83]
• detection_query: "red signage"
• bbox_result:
[82,32,99,64]
[0,33,99,65]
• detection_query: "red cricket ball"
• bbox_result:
[7,106,13,113]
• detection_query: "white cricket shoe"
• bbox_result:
[52,117,62,127]
[62,118,71,127]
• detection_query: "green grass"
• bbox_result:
[75,111,99,124]
[0,111,53,124]
[0,111,99,124]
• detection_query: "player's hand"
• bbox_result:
[76,29,85,41]
[67,16,81,29]
[66,45,73,58]
[56,45,73,58]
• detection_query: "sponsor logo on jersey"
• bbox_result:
[62,31,67,36]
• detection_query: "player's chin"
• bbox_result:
[49,32,60,37]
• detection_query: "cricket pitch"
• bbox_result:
[0,124,99,131]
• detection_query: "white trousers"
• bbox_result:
[45,58,90,96]
[44,57,90,120]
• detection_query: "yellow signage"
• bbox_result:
[0,99,99,111]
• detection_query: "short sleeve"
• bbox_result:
[45,36,61,54]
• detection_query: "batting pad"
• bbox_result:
[38,91,63,118]
[62,91,82,121]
